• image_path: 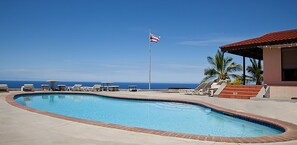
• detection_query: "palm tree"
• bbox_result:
[231,74,253,85]
[246,59,263,85]
[203,50,242,82]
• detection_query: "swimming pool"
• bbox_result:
[13,93,284,138]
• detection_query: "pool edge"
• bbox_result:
[6,92,297,143]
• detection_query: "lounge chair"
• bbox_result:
[58,84,67,91]
[109,85,119,91]
[21,84,34,91]
[213,81,228,97]
[208,81,226,96]
[0,84,9,92]
[185,82,207,95]
[92,84,102,91]
[41,84,49,91]
[71,84,82,91]
[128,85,137,92]
[199,81,214,95]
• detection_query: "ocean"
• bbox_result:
[0,80,197,90]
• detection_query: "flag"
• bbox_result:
[150,33,160,42]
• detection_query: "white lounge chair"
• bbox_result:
[128,85,137,92]
[58,84,67,91]
[209,81,226,96]
[109,85,119,91]
[71,84,82,91]
[92,84,101,91]
[198,81,214,95]
[0,84,9,92]
[185,82,207,95]
[21,84,34,91]
[41,84,49,91]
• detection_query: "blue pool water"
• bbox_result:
[15,93,283,137]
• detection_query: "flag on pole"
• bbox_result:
[150,33,160,42]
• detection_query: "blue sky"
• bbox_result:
[0,0,297,83]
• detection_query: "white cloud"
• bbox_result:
[0,68,101,81]
[0,63,207,83]
[158,64,206,69]
[178,37,249,47]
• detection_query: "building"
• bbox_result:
[220,29,297,100]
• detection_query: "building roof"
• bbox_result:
[220,29,297,49]
[219,29,297,60]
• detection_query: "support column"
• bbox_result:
[243,56,246,85]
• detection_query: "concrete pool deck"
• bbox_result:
[1,91,297,145]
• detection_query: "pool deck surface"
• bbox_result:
[1,91,297,145]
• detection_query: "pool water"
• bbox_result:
[15,93,283,137]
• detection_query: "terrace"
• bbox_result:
[1,91,297,144]
[220,29,297,100]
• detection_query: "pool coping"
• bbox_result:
[5,92,297,143]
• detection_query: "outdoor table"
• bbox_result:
[46,80,59,91]
[102,82,113,91]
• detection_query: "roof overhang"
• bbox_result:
[221,46,263,60]
[219,29,297,60]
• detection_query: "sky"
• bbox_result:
[0,0,297,83]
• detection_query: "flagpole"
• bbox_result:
[148,32,152,90]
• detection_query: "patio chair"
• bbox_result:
[58,84,67,91]
[92,84,102,91]
[71,84,82,91]
[0,84,9,92]
[208,81,226,96]
[128,85,137,92]
[41,84,49,91]
[21,84,34,91]
[109,85,119,91]
[198,81,214,95]
[185,82,207,95]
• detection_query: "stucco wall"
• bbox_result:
[263,47,297,99]
[269,86,297,100]
[263,47,297,86]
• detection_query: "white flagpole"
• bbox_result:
[149,32,152,90]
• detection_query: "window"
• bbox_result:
[282,47,297,81]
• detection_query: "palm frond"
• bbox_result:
[227,63,242,73]
[247,59,263,85]
[203,50,242,83]
[207,56,216,67]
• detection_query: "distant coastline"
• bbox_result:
[0,80,197,89]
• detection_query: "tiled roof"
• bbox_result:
[220,29,297,49]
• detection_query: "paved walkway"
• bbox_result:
[1,91,297,145]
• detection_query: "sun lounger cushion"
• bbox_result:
[22,84,34,91]
[0,84,9,92]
